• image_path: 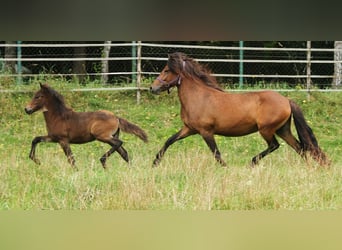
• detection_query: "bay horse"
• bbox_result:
[25,83,148,169]
[150,52,330,167]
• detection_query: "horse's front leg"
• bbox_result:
[201,133,227,167]
[29,136,52,164]
[58,140,76,167]
[153,126,195,167]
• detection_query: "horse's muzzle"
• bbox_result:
[24,107,34,114]
[150,86,161,95]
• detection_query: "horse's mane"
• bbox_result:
[40,83,72,114]
[167,52,224,92]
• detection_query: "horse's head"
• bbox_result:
[25,83,49,114]
[150,65,181,94]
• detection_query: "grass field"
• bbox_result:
[0,80,341,210]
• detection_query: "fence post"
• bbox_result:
[17,41,22,85]
[101,41,111,84]
[334,41,342,88]
[136,41,142,104]
[306,41,311,99]
[239,41,244,88]
[131,41,137,85]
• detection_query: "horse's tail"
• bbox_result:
[290,100,330,166]
[118,117,148,143]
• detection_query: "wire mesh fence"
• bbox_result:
[0,41,340,89]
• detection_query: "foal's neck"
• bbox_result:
[43,100,71,121]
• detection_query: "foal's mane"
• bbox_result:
[167,52,224,92]
[41,83,71,114]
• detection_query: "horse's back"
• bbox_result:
[255,90,291,115]
[203,90,292,136]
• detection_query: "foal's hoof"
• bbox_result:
[248,161,257,169]
[220,161,227,168]
[100,157,107,168]
[72,165,79,171]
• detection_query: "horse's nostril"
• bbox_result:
[25,107,32,114]
[150,87,160,95]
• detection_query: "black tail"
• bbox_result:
[290,100,330,166]
[118,117,148,143]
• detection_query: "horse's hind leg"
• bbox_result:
[252,133,279,166]
[276,121,305,158]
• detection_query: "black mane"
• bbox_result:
[167,52,224,92]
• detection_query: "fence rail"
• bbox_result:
[1,41,341,89]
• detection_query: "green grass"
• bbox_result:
[0,80,341,210]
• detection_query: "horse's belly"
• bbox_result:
[216,124,258,136]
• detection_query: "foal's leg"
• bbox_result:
[29,135,52,164]
[100,144,129,168]
[201,133,227,167]
[251,133,280,166]
[59,140,76,167]
[116,146,129,163]
[112,129,129,163]
[99,138,124,168]
[153,126,196,167]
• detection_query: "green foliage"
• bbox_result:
[0,81,341,210]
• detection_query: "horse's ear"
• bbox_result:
[40,83,49,89]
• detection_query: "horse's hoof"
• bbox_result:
[152,159,160,167]
[32,158,41,165]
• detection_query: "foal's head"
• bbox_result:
[25,83,66,115]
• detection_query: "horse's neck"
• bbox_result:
[178,78,210,104]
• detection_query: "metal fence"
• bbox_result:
[1,41,342,90]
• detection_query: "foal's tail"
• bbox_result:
[290,100,330,166]
[118,117,148,143]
